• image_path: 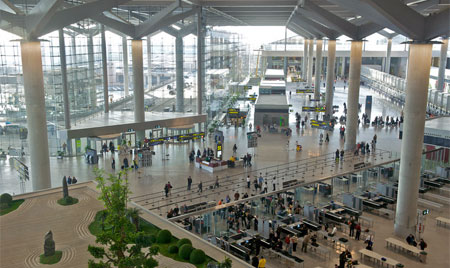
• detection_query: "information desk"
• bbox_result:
[359,249,401,268]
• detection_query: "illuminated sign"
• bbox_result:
[302,106,326,112]
[296,89,314,93]
[227,108,239,114]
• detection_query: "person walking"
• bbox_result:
[251,255,259,268]
[233,144,237,155]
[111,158,115,170]
[187,176,192,190]
[355,223,361,240]
[302,232,311,253]
[214,176,220,188]
[247,175,251,188]
[167,181,172,196]
[164,183,170,197]
[198,181,203,193]
[258,256,266,268]
[291,235,298,252]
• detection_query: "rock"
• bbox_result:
[44,230,55,256]
[62,177,68,199]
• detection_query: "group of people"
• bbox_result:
[63,175,78,185]
[406,234,427,250]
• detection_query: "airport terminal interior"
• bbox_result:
[1,1,450,268]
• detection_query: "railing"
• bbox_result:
[131,149,395,212]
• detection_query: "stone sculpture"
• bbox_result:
[44,230,55,256]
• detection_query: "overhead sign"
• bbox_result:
[296,89,314,93]
[310,120,333,130]
[146,132,205,145]
[227,108,239,114]
[302,106,326,112]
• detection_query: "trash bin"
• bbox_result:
[420,251,427,263]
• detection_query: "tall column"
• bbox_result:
[87,34,97,108]
[303,40,308,80]
[394,43,433,237]
[341,57,346,78]
[314,39,323,100]
[197,8,204,115]
[122,36,129,96]
[147,36,152,90]
[345,41,363,151]
[131,39,145,142]
[101,25,109,113]
[437,38,448,92]
[283,57,288,81]
[59,29,70,130]
[176,35,184,112]
[20,41,51,190]
[325,40,337,117]
[385,38,392,74]
[307,39,314,87]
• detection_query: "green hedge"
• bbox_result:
[176,238,192,248]
[156,229,172,244]
[178,244,193,260]
[190,249,206,264]
[168,245,178,254]
[0,193,12,206]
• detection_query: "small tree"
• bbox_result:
[88,169,158,268]
[127,207,141,232]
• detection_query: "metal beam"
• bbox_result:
[135,7,198,38]
[40,0,130,37]
[290,22,317,39]
[291,13,339,39]
[287,25,311,39]
[291,20,322,39]
[424,8,450,40]
[357,22,384,39]
[300,0,358,39]
[328,0,425,39]
[0,0,23,15]
[134,0,180,38]
[92,13,135,37]
[205,6,250,25]
[26,0,63,39]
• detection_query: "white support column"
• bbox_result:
[341,57,346,78]
[345,41,363,151]
[303,39,308,80]
[101,25,109,113]
[437,38,448,92]
[59,29,70,130]
[325,40,337,117]
[131,39,145,143]
[385,38,392,74]
[87,34,97,108]
[20,41,51,190]
[176,35,184,112]
[314,39,323,101]
[147,35,152,90]
[197,8,203,115]
[394,43,433,237]
[307,39,314,87]
[122,36,129,96]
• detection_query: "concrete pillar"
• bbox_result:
[437,38,448,92]
[147,36,152,90]
[59,29,70,130]
[325,40,337,117]
[197,8,204,115]
[308,39,314,87]
[122,36,129,96]
[314,39,323,100]
[101,25,109,113]
[20,41,51,190]
[341,57,346,78]
[345,41,363,151]
[131,39,145,142]
[176,36,184,112]
[283,57,288,81]
[385,38,392,74]
[303,40,308,80]
[394,43,433,237]
[156,74,161,86]
[87,34,97,108]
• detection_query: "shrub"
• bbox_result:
[135,234,154,248]
[156,229,172,244]
[176,238,192,248]
[148,234,156,244]
[190,249,206,264]
[178,244,193,260]
[168,245,178,254]
[0,193,12,206]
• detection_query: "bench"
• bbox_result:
[438,187,450,197]
[385,237,422,259]
[436,217,450,228]
[423,193,450,205]
[418,198,444,212]
[359,249,401,268]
